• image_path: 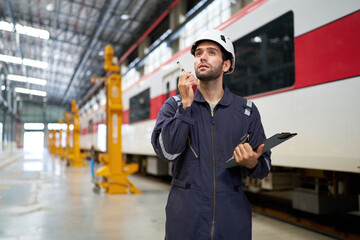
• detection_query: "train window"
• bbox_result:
[176,77,180,95]
[224,11,294,97]
[166,82,170,99]
[88,119,93,134]
[129,88,150,123]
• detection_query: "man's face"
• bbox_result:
[194,41,228,81]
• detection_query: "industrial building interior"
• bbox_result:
[0,0,359,239]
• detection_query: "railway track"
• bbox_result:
[247,191,360,240]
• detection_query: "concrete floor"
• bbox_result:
[0,149,336,240]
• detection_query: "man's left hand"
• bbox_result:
[233,143,264,169]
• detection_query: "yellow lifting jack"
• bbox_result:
[64,112,73,161]
[56,118,65,159]
[48,129,56,155]
[94,45,141,194]
[67,100,87,167]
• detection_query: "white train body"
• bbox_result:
[80,0,360,174]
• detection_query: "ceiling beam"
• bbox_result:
[46,0,61,103]
[61,0,118,105]
[6,0,27,78]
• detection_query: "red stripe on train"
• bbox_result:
[150,95,167,120]
[150,90,178,120]
[294,10,360,89]
[81,128,88,135]
[123,109,129,124]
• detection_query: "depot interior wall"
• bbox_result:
[0,67,21,152]
[21,101,66,124]
[21,102,67,148]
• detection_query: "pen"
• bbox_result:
[225,134,250,163]
[240,134,249,144]
[177,61,185,73]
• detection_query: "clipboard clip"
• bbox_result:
[278,132,297,139]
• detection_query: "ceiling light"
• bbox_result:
[14,87,30,94]
[46,3,54,11]
[0,21,13,31]
[0,54,22,64]
[27,77,47,85]
[0,21,50,40]
[24,123,44,130]
[23,58,48,69]
[0,54,48,69]
[7,74,26,82]
[15,24,50,39]
[120,14,130,20]
[252,36,262,43]
[47,123,67,131]
[7,74,47,86]
[14,87,47,97]
[30,89,47,97]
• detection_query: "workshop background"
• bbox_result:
[0,0,359,239]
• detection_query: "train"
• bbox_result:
[79,0,360,214]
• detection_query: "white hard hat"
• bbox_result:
[191,29,235,74]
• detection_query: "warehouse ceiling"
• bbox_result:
[0,0,177,107]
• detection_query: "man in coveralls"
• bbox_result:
[151,29,271,240]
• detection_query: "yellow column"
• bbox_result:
[57,118,65,159]
[55,126,60,157]
[48,129,56,154]
[95,45,141,194]
[67,100,87,167]
[65,112,73,160]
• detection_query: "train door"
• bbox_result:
[162,69,180,100]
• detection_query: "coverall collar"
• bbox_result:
[194,86,234,107]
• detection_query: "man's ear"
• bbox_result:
[223,59,231,73]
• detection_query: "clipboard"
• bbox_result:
[221,132,297,169]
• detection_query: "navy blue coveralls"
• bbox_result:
[151,87,271,240]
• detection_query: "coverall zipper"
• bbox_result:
[210,106,216,240]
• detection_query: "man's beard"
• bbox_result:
[195,63,223,81]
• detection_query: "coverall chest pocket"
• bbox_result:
[227,114,250,149]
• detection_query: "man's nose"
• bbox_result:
[200,52,208,61]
